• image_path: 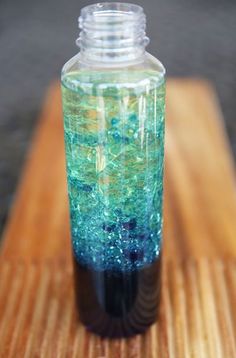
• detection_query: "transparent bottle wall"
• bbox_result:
[61,70,165,272]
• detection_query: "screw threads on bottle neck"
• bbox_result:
[77,3,149,64]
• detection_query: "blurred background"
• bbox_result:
[0,0,236,232]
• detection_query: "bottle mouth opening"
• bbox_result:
[80,2,144,21]
[79,2,146,30]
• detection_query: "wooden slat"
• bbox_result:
[165,80,236,259]
[0,259,235,357]
[1,79,236,261]
[0,84,70,261]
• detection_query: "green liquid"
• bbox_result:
[61,70,165,271]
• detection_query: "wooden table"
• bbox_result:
[0,79,235,357]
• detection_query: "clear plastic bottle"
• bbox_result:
[61,2,166,337]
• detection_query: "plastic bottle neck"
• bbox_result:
[76,3,149,65]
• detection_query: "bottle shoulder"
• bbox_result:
[143,52,166,76]
[61,52,165,94]
[62,52,165,76]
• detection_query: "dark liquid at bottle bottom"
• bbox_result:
[73,255,162,338]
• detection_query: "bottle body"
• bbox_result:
[61,3,166,337]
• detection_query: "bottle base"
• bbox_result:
[73,256,162,338]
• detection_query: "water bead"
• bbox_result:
[112,132,121,142]
[82,184,93,192]
[121,137,130,144]
[111,117,119,126]
[122,218,137,230]
[102,223,116,233]
[129,113,137,122]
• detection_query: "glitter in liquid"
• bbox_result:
[62,70,165,336]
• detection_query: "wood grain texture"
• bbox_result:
[0,79,236,356]
[0,259,235,358]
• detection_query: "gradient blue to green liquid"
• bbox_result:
[61,70,165,271]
